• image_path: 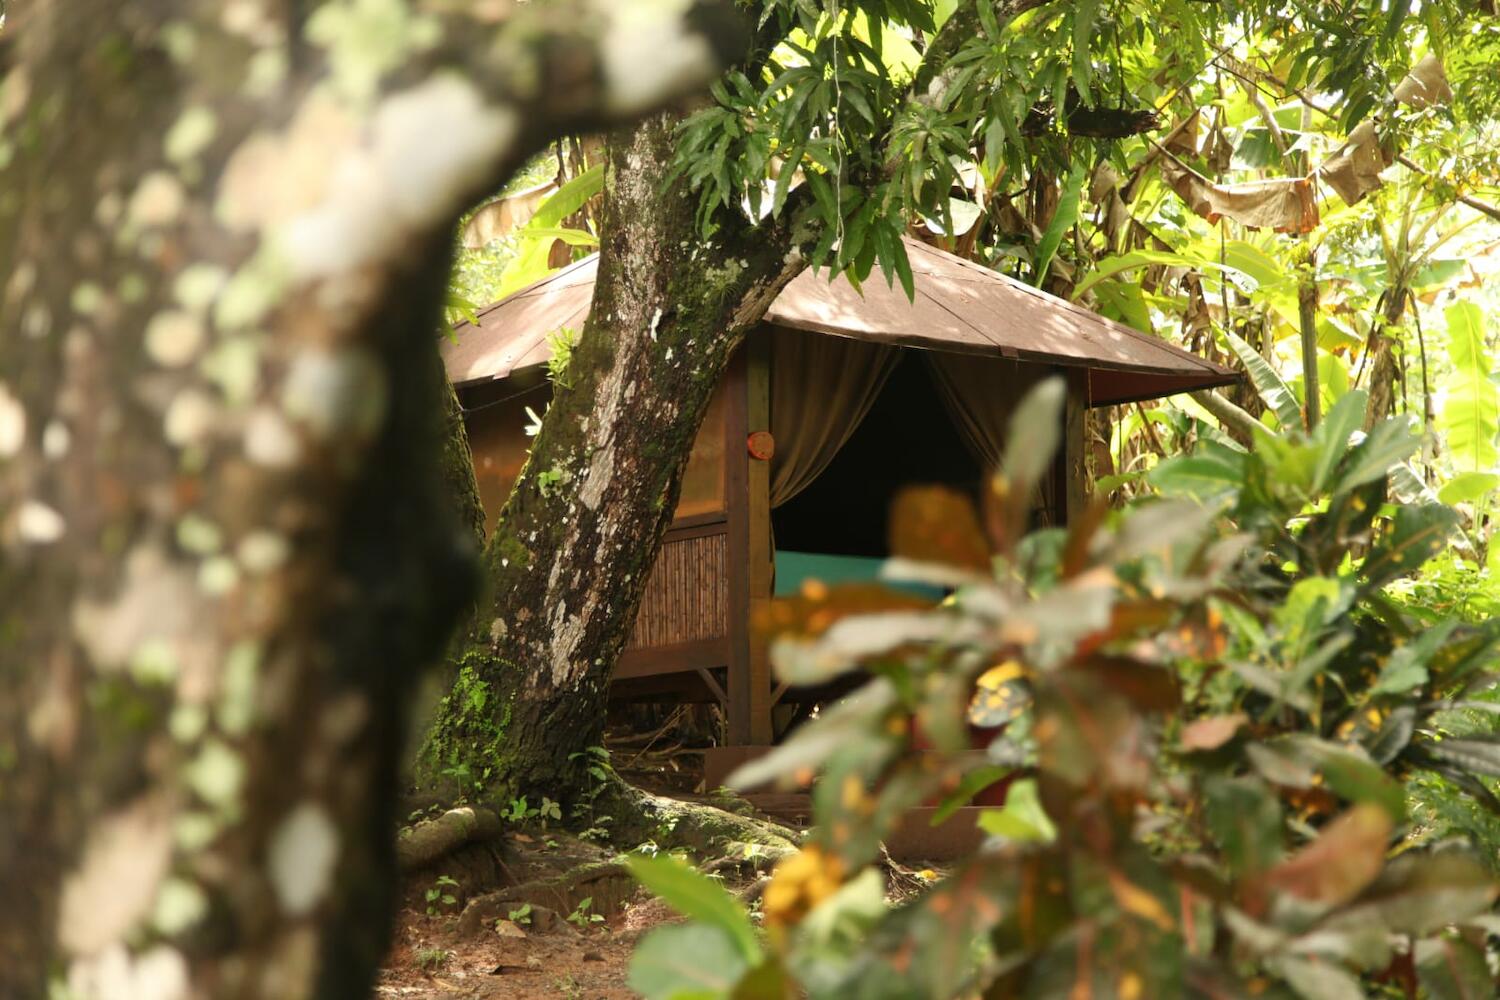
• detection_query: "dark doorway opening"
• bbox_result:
[771,350,982,559]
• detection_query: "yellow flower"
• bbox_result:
[762,845,845,930]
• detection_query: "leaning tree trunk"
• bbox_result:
[418,111,806,806]
[420,1,1013,810]
[0,2,742,996]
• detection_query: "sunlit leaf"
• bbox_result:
[627,854,762,963]
[629,923,749,999]
[1439,299,1498,472]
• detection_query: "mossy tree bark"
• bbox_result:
[0,2,743,997]
[418,111,806,803]
[423,0,1044,810]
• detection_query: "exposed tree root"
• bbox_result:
[397,806,503,872]
[597,775,801,860]
[457,858,630,937]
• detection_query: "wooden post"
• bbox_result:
[1063,368,1090,524]
[725,337,775,745]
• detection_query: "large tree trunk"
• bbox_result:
[0,2,741,996]
[423,0,1022,809]
[419,111,805,805]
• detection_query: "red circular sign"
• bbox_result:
[747,431,775,461]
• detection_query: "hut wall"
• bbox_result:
[462,373,733,669]
[463,377,729,532]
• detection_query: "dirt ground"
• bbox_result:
[378,739,756,999]
[376,887,683,1000]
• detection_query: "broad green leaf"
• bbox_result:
[1219,240,1291,289]
[1437,471,1500,506]
[494,164,605,298]
[1033,163,1086,286]
[1088,278,1153,333]
[629,923,748,1000]
[1221,327,1302,431]
[1310,390,1366,493]
[1204,776,1283,877]
[1434,301,1494,473]
[976,778,1056,843]
[1362,503,1461,587]
[627,854,762,963]
[1440,302,1499,473]
[1336,417,1420,493]
[1073,250,1256,300]
[1070,0,1101,101]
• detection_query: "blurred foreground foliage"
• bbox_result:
[629,377,1500,999]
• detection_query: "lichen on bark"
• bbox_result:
[422,110,807,811]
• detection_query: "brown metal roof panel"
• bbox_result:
[445,258,596,386]
[440,237,1237,400]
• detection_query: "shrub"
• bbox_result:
[631,380,1500,999]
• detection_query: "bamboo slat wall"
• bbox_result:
[626,530,729,649]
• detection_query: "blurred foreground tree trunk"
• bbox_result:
[0,2,742,996]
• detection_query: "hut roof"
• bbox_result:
[442,236,1237,407]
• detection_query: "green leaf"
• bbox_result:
[627,855,761,963]
[1073,249,1256,300]
[1002,377,1067,500]
[1416,936,1493,1000]
[1322,853,1498,938]
[1310,390,1367,493]
[628,923,749,1000]
[1149,446,1246,500]
[1362,503,1461,587]
[890,235,915,303]
[727,680,898,790]
[1417,737,1500,779]
[975,778,1056,843]
[1032,162,1087,286]
[1278,956,1365,1000]
[1440,301,1499,473]
[1204,776,1283,877]
[1336,417,1420,493]
[1221,327,1302,431]
[1070,0,1101,102]
[512,226,599,248]
[930,765,1009,826]
[1437,471,1500,506]
[494,164,605,297]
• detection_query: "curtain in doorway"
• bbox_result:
[925,352,1061,524]
[768,326,899,508]
[923,353,1043,472]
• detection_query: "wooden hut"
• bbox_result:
[442,237,1236,753]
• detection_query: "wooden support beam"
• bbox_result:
[725,340,775,745]
[1063,368,1090,524]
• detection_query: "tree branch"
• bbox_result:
[434,0,749,188]
[1191,389,1264,443]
